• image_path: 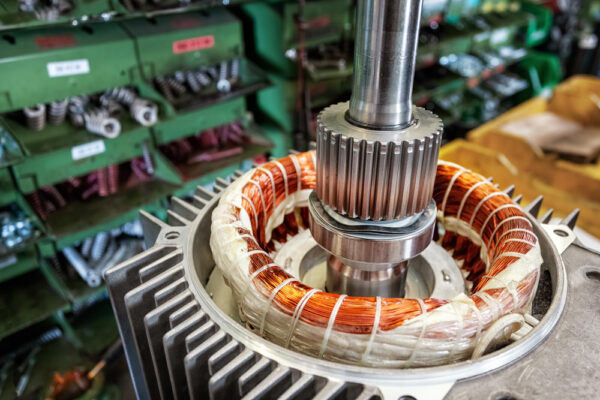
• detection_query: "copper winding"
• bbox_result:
[221,151,539,342]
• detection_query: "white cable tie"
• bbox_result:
[479,204,522,236]
[457,180,489,220]
[490,251,530,266]
[487,216,532,262]
[290,153,302,192]
[441,168,469,222]
[259,277,297,336]
[408,299,428,362]
[273,160,289,197]
[249,263,278,281]
[319,294,347,359]
[285,288,320,348]
[470,301,484,343]
[477,292,503,322]
[490,232,537,261]
[223,233,257,246]
[449,301,464,359]
[490,238,537,262]
[482,274,520,311]
[257,167,277,211]
[361,296,381,364]
[249,180,267,226]
[240,193,259,232]
[468,191,511,228]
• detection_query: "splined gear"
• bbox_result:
[316,102,443,221]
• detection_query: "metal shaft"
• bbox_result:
[347,0,423,129]
[327,257,409,297]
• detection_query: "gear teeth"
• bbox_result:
[316,104,442,220]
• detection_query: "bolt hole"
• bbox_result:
[81,26,94,34]
[586,270,600,282]
[495,396,518,400]
[147,17,158,25]
[553,229,568,237]
[399,396,417,400]
[165,231,179,240]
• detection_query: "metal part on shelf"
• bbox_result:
[63,246,101,288]
[23,104,46,132]
[48,99,69,125]
[130,99,158,127]
[84,109,121,139]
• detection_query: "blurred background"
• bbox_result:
[0,0,598,398]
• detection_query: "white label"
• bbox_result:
[71,140,105,160]
[47,59,90,78]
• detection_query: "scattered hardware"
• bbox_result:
[21,87,158,137]
[18,0,73,21]
[153,58,241,102]
[159,121,250,166]
[61,224,144,287]
[0,207,34,253]
[27,155,155,221]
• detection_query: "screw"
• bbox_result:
[217,61,231,93]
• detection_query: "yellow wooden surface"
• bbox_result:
[442,75,600,237]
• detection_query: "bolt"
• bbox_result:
[217,61,231,93]
[91,232,110,261]
[63,246,101,287]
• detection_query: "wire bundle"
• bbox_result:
[210,151,542,367]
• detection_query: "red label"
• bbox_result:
[35,35,76,50]
[172,35,215,54]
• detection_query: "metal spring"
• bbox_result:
[23,104,46,131]
[165,77,187,96]
[48,99,68,125]
[101,87,136,106]
[91,232,110,261]
[155,76,175,102]
[68,96,89,127]
[107,164,119,195]
[173,70,186,83]
[35,6,60,21]
[194,70,212,86]
[185,71,202,93]
[37,327,63,344]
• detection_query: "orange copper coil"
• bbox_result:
[210,152,542,367]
